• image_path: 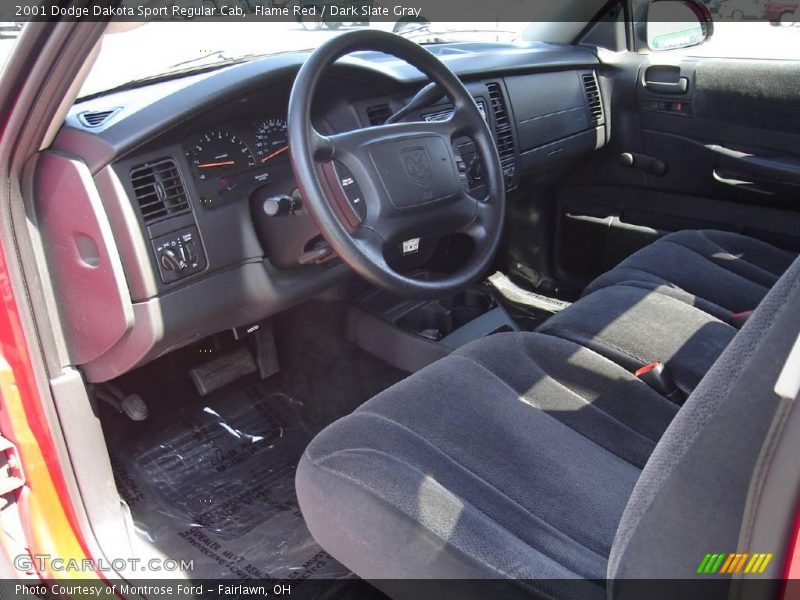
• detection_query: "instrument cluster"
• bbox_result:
[183,116,291,209]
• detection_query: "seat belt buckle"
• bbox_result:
[635,361,686,404]
[729,310,754,328]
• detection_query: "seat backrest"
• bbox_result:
[609,256,800,591]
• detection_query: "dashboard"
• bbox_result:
[35,41,607,382]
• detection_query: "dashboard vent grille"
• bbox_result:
[78,108,119,127]
[424,100,487,123]
[486,82,516,178]
[582,72,605,125]
[130,159,190,225]
[366,104,391,126]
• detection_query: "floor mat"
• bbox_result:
[274,300,407,433]
[112,381,351,580]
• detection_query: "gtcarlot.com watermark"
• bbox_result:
[14,553,194,573]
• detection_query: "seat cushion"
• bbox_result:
[583,230,796,324]
[538,284,737,397]
[296,333,678,594]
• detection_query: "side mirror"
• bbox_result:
[646,0,713,51]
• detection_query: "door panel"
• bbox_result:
[555,57,800,288]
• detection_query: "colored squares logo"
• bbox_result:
[697,553,773,574]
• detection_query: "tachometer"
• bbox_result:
[254,118,289,164]
[187,130,255,179]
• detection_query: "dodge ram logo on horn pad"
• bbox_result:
[402,147,433,186]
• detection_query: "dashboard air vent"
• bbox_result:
[366,104,391,126]
[486,82,516,182]
[130,159,190,225]
[78,108,120,127]
[582,72,605,126]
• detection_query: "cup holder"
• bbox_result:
[396,288,496,341]
[451,289,494,329]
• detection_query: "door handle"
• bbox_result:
[644,78,689,95]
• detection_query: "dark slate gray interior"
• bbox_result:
[296,239,800,596]
[25,13,800,594]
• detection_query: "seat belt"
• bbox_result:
[730,310,754,328]
[635,361,687,404]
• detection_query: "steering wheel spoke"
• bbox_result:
[310,127,335,161]
[457,196,493,244]
[448,99,481,137]
[352,225,387,260]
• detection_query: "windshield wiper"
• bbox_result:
[168,49,233,70]
[401,27,520,42]
[77,53,262,102]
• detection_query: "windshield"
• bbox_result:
[80,21,530,98]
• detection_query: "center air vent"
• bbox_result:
[581,72,605,126]
[78,108,120,127]
[486,82,517,189]
[130,159,190,225]
[366,104,391,126]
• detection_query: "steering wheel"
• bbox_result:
[288,30,505,298]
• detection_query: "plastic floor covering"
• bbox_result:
[112,381,351,581]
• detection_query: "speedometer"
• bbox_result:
[187,130,255,180]
[254,118,289,164]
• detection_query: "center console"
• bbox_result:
[347,282,519,373]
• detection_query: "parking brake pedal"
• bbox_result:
[190,345,257,396]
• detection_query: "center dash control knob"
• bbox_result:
[160,248,184,272]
